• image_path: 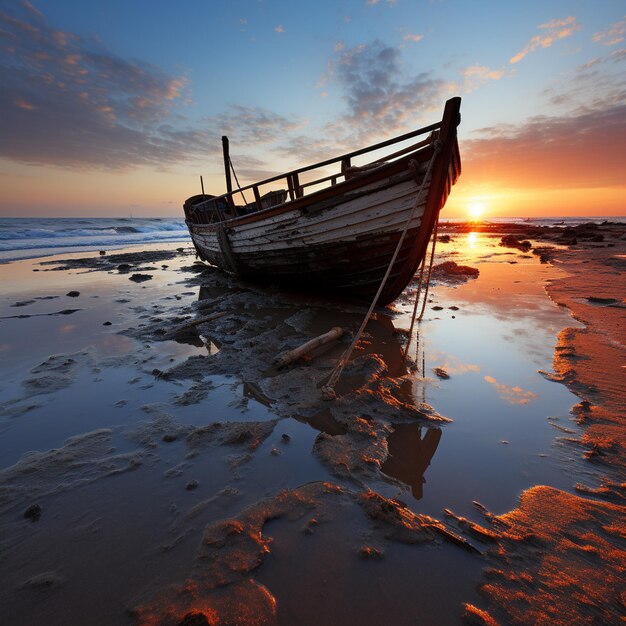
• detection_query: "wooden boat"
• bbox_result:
[184,97,461,306]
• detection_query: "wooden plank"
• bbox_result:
[197,122,442,206]
[287,174,296,201]
[253,185,262,208]
[292,172,303,198]
[275,327,344,368]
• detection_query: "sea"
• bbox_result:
[0,217,190,263]
[0,215,624,264]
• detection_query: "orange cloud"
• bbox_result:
[461,101,626,192]
[461,65,506,91]
[484,375,538,405]
[14,98,36,110]
[510,16,580,64]
[592,17,626,46]
[403,34,424,43]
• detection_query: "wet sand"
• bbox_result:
[0,223,624,625]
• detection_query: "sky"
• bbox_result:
[0,0,624,219]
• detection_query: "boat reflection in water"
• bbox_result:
[195,284,442,500]
[381,424,441,500]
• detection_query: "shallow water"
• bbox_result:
[0,234,600,625]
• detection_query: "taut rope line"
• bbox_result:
[322,141,441,399]
[402,214,440,359]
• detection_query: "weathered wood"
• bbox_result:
[168,311,228,335]
[253,185,262,207]
[222,136,233,194]
[287,174,296,201]
[193,121,441,208]
[184,99,461,306]
[275,327,344,368]
[292,172,303,198]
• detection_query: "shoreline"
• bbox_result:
[456,221,626,625]
[0,220,624,624]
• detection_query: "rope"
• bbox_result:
[322,142,441,399]
[402,215,440,359]
[417,217,440,321]
[229,157,249,206]
[403,253,428,359]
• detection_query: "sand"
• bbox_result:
[0,223,624,625]
[451,221,626,625]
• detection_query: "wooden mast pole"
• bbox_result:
[222,136,233,195]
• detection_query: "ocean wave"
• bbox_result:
[0,219,188,242]
[0,218,190,256]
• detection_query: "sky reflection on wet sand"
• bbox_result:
[0,234,602,625]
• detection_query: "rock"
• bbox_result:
[433,368,450,379]
[162,434,178,443]
[586,297,618,305]
[359,545,384,559]
[178,612,211,626]
[438,234,451,243]
[23,504,42,521]
[99,250,106,255]
[432,261,479,282]
[186,480,199,491]
[129,273,152,283]
[500,235,532,252]
[66,291,80,297]
[432,305,443,311]
[103,321,112,326]
[281,433,291,443]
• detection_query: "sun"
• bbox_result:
[468,201,485,221]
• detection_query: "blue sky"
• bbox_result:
[0,0,624,216]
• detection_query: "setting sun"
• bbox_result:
[468,201,486,220]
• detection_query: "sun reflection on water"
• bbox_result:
[466,231,478,249]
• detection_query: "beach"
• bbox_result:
[0,219,624,625]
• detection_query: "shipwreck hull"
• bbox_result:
[185,98,461,306]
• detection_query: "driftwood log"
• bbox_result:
[276,327,344,368]
[168,311,228,336]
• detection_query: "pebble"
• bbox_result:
[23,504,42,521]
[433,367,450,379]
[185,480,199,491]
[66,291,80,297]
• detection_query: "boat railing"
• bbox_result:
[186,118,442,224]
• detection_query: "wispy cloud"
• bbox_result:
[464,99,626,190]
[510,16,581,64]
[484,375,538,405]
[212,105,301,145]
[461,65,506,91]
[592,17,625,46]
[331,40,451,141]
[403,33,424,43]
[0,2,217,170]
[274,24,284,34]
